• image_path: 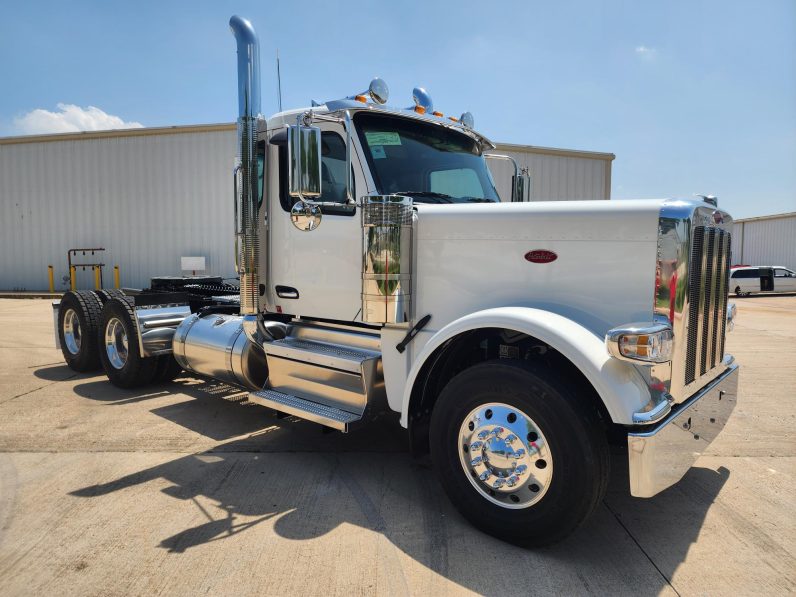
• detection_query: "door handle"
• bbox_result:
[275,285,300,299]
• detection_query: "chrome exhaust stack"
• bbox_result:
[166,16,270,392]
[229,15,262,318]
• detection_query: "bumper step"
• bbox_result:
[249,389,362,432]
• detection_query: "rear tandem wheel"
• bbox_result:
[58,290,103,372]
[97,297,159,388]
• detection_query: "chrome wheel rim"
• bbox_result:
[458,402,553,509]
[104,317,128,370]
[63,309,82,355]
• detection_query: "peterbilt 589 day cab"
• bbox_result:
[53,15,740,546]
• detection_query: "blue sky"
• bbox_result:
[1,0,794,219]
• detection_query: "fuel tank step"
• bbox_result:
[264,337,379,373]
[248,389,362,432]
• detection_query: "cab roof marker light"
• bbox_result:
[605,323,673,364]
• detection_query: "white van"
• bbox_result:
[730,266,796,296]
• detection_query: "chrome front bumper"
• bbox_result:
[627,361,739,498]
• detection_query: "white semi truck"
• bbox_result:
[53,15,739,546]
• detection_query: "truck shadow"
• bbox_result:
[65,377,729,593]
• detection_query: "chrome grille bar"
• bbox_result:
[701,228,718,376]
[709,231,726,368]
[686,227,706,384]
[717,232,731,360]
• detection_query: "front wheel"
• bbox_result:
[430,360,609,547]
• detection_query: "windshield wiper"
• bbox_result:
[463,197,496,203]
[393,191,454,203]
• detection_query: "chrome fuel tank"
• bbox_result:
[172,313,267,390]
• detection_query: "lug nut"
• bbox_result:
[514,448,526,458]
[492,427,504,437]
[492,478,505,489]
[505,434,517,444]
[506,475,519,487]
[477,430,490,440]
[515,464,528,474]
[479,471,492,481]
[470,441,483,451]
[470,456,483,466]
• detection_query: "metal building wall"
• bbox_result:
[0,125,613,291]
[0,125,237,291]
[732,213,796,270]
[488,143,613,201]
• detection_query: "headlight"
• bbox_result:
[606,323,673,364]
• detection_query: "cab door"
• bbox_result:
[267,123,371,321]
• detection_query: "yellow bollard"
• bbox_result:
[114,265,120,289]
[48,265,55,293]
[94,266,101,290]
[70,266,77,291]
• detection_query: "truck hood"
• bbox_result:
[414,199,666,244]
[412,199,670,337]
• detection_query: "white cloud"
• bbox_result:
[635,45,657,60]
[13,103,143,135]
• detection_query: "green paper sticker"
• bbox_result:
[365,131,402,146]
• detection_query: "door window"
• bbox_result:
[733,269,759,278]
[257,141,265,207]
[774,268,792,277]
[278,131,354,215]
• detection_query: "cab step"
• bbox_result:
[248,388,362,432]
[264,337,379,373]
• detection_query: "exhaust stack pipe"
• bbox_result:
[229,15,261,316]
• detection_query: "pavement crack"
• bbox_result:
[603,499,682,597]
[0,374,78,405]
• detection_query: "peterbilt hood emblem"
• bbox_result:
[712,210,724,225]
[524,250,558,264]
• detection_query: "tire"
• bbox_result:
[152,354,183,384]
[97,297,158,388]
[430,360,609,547]
[96,288,126,302]
[58,290,103,372]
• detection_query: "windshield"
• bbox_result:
[354,112,500,204]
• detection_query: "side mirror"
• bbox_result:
[288,124,322,199]
[484,153,531,202]
[512,170,531,203]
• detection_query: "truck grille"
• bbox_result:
[684,226,731,384]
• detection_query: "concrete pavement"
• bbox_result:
[0,296,794,596]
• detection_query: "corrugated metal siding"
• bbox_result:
[733,214,796,270]
[487,148,610,202]
[0,127,613,290]
[0,130,237,291]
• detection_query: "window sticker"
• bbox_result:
[371,145,387,159]
[365,131,402,146]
